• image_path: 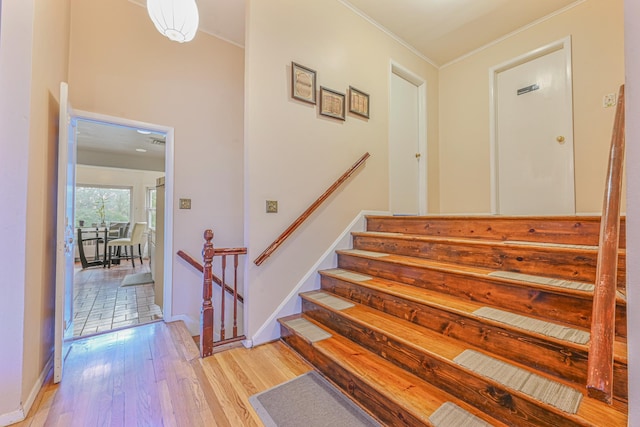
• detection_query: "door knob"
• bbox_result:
[556,136,565,144]
[415,153,421,159]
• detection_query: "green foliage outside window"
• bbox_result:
[147,187,157,229]
[75,186,131,226]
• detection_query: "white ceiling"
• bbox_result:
[76,120,166,171]
[341,0,581,66]
[85,0,582,164]
[130,0,583,65]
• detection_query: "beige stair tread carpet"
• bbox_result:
[282,317,331,342]
[454,350,583,414]
[473,306,590,344]
[429,402,494,427]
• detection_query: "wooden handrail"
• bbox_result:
[254,152,371,266]
[177,249,245,303]
[586,84,625,404]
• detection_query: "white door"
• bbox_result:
[495,44,575,215]
[54,82,76,383]
[390,71,421,215]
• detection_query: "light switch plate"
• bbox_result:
[266,200,278,213]
[179,198,191,209]
[603,93,617,108]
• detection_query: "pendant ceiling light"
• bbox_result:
[147,0,199,43]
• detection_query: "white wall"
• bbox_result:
[438,0,624,213]
[68,0,244,331]
[244,0,438,344]
[0,0,70,423]
[0,0,33,421]
[624,0,639,423]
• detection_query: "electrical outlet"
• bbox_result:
[266,200,278,213]
[603,93,617,108]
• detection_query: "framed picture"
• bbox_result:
[349,86,370,118]
[319,87,346,120]
[291,62,317,104]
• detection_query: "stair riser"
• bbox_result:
[338,254,628,338]
[280,324,428,427]
[352,235,627,286]
[320,276,628,401]
[302,300,586,427]
[366,216,627,248]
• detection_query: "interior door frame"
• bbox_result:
[488,36,574,214]
[73,109,176,321]
[54,82,76,383]
[389,61,428,214]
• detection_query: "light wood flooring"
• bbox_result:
[74,261,163,337]
[14,321,312,426]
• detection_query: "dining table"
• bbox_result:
[77,227,108,269]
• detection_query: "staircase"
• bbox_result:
[279,215,628,426]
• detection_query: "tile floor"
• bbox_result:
[73,261,163,337]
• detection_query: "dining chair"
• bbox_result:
[106,222,147,268]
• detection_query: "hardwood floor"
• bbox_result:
[14,321,312,427]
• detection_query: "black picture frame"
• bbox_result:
[291,62,317,104]
[349,86,370,118]
[319,86,346,120]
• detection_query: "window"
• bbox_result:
[147,187,157,229]
[75,186,132,227]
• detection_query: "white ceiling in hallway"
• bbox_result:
[340,0,582,66]
[143,0,584,66]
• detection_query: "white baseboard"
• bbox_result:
[0,355,53,426]
[249,210,390,347]
[0,408,24,427]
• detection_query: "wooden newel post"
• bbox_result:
[200,229,215,357]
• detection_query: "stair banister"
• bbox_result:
[254,152,371,266]
[177,249,245,303]
[177,229,247,357]
[587,84,625,403]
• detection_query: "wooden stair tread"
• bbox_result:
[280,314,507,427]
[322,268,590,330]
[350,231,627,286]
[303,290,603,377]
[318,272,628,400]
[352,231,625,253]
[280,215,628,423]
[299,292,628,425]
[319,268,628,362]
[365,215,627,249]
[337,249,627,305]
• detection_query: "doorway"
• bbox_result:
[69,111,175,338]
[490,37,575,215]
[389,62,427,215]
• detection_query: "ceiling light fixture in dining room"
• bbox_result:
[147,0,199,43]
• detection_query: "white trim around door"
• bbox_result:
[74,109,175,321]
[489,36,575,214]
